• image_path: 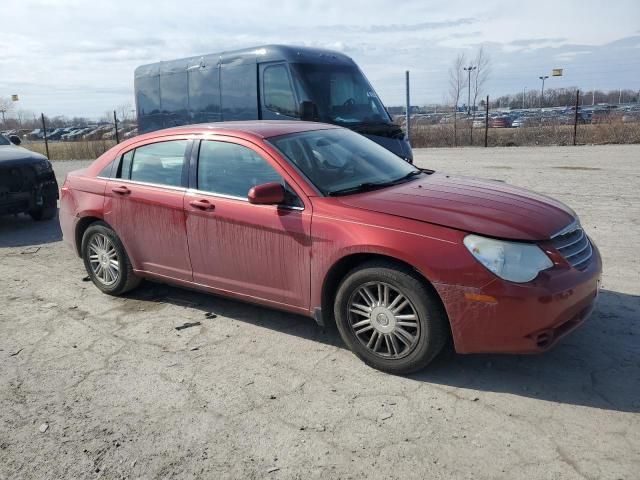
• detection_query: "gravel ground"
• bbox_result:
[1,145,639,479]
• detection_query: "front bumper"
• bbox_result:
[434,242,602,354]
[0,178,58,215]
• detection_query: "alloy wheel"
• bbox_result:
[87,233,119,286]
[347,281,421,359]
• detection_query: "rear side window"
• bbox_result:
[263,64,297,117]
[197,141,282,198]
[117,140,188,187]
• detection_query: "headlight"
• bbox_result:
[463,234,553,283]
[32,160,52,175]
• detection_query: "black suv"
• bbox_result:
[0,135,58,220]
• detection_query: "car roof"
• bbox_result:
[132,121,340,144]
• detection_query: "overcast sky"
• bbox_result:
[2,0,639,118]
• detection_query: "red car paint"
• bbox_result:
[59,121,601,354]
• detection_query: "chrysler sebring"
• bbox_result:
[60,122,601,373]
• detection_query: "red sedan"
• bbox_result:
[60,122,601,374]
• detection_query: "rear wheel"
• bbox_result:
[334,260,448,374]
[81,222,141,295]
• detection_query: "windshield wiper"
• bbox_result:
[391,170,422,183]
[327,171,422,197]
[327,182,390,197]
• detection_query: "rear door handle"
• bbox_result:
[112,185,131,195]
[189,199,215,211]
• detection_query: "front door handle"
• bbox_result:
[189,199,215,211]
[112,185,131,195]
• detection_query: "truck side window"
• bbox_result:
[263,65,297,117]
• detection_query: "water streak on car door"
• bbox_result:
[104,180,193,281]
[184,194,311,311]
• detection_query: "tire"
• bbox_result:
[81,221,141,296]
[29,196,57,221]
[334,260,449,374]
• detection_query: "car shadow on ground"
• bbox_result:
[126,283,639,413]
[0,211,62,248]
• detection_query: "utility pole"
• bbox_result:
[405,70,411,145]
[0,109,5,125]
[113,110,120,144]
[592,89,595,106]
[522,87,526,109]
[463,66,476,114]
[539,75,549,109]
[619,89,622,105]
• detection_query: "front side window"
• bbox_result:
[263,64,297,117]
[117,140,187,187]
[197,141,283,199]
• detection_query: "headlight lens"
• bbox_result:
[32,160,52,175]
[463,234,553,283]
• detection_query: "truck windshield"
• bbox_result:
[291,63,391,126]
[0,135,11,146]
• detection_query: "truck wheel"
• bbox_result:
[29,196,57,221]
[81,222,141,295]
[334,260,448,374]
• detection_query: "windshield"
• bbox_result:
[291,63,391,125]
[268,128,420,196]
[0,135,11,146]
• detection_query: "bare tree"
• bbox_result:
[117,102,134,123]
[448,53,467,147]
[470,47,490,144]
[0,96,14,126]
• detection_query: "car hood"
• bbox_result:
[337,172,576,241]
[0,145,48,168]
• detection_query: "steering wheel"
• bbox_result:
[343,98,356,108]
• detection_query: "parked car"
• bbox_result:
[60,122,601,374]
[511,117,525,128]
[0,134,59,220]
[472,116,485,128]
[489,116,512,128]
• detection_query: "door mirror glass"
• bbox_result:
[248,182,285,205]
[9,135,21,145]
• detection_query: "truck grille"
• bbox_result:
[551,224,592,271]
[0,166,36,192]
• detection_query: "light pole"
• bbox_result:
[464,66,477,114]
[539,75,549,108]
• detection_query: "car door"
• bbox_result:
[184,137,312,310]
[104,138,193,281]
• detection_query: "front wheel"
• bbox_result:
[334,260,449,374]
[29,196,57,221]
[81,222,141,295]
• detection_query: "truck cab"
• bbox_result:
[135,45,412,161]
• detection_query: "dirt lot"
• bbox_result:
[1,145,639,479]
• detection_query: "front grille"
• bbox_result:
[551,224,592,271]
[0,166,36,192]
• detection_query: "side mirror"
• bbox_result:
[299,101,318,122]
[9,135,21,146]
[248,182,285,205]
